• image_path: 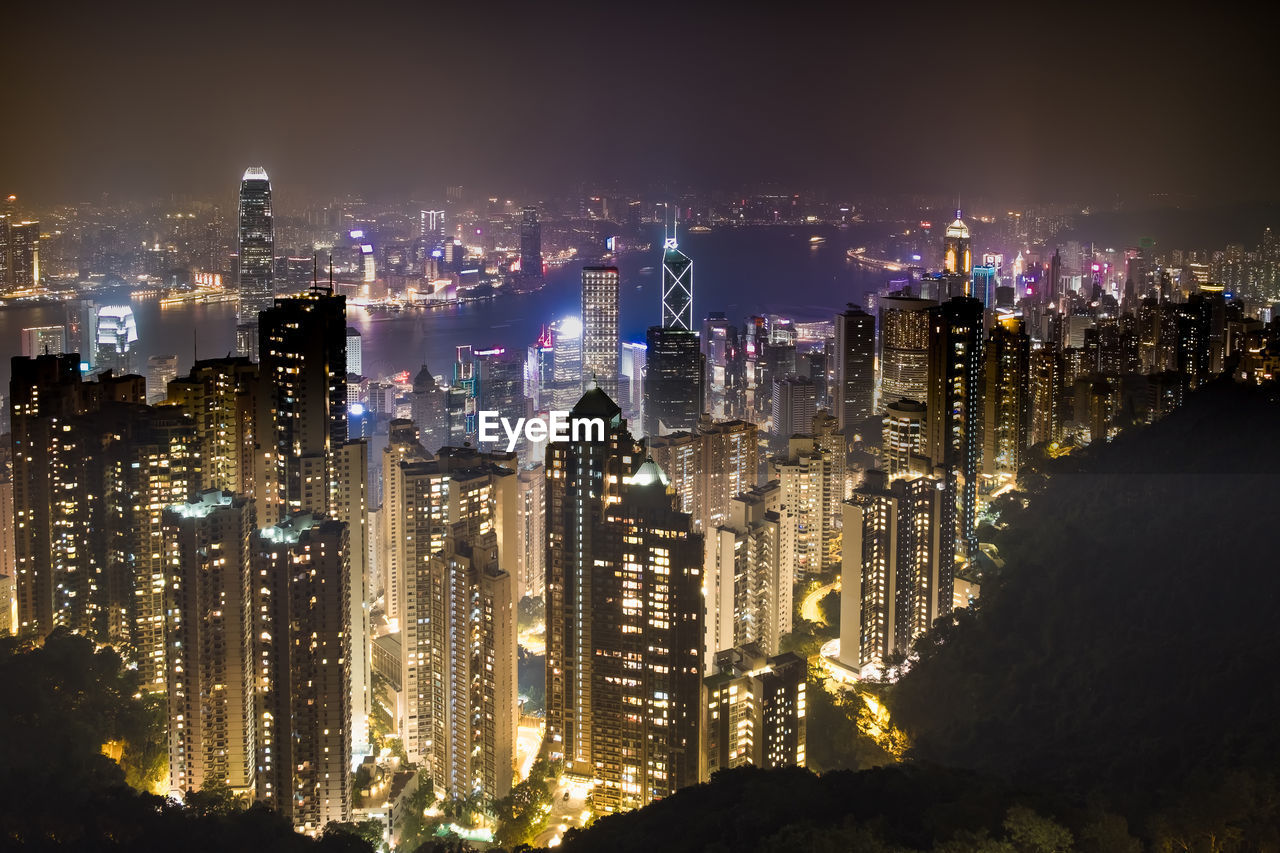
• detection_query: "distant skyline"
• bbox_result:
[1,3,1274,206]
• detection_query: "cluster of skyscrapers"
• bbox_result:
[7,169,1279,843]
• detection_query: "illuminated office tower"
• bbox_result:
[346,327,363,376]
[702,645,806,780]
[410,364,449,453]
[544,389,643,776]
[643,325,703,437]
[1030,349,1064,446]
[589,458,704,812]
[525,328,555,412]
[982,318,1031,478]
[5,220,40,292]
[550,316,584,411]
[256,285,348,523]
[943,209,971,276]
[0,472,13,635]
[878,295,935,411]
[253,515,352,832]
[661,233,694,331]
[882,399,926,477]
[237,167,274,320]
[703,313,746,420]
[833,304,875,431]
[95,305,138,375]
[165,357,259,494]
[769,375,816,450]
[840,467,955,673]
[925,297,983,552]
[20,325,65,358]
[619,341,647,426]
[333,438,370,760]
[413,526,516,800]
[704,482,786,667]
[770,433,842,582]
[971,263,999,307]
[581,266,620,397]
[145,354,179,404]
[163,491,256,800]
[9,354,97,637]
[518,206,543,289]
[100,403,196,690]
[515,465,545,600]
[235,322,259,362]
[476,348,529,456]
[396,445,517,766]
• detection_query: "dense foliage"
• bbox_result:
[891,380,1280,846]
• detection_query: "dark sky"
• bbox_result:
[1,1,1274,206]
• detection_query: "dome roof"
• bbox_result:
[945,210,970,239]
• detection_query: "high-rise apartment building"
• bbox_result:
[982,318,1031,478]
[589,458,704,811]
[581,266,620,399]
[646,417,760,536]
[163,491,256,800]
[165,357,260,495]
[704,482,788,667]
[20,325,65,358]
[412,526,516,800]
[1030,348,1064,446]
[544,389,643,776]
[770,430,843,582]
[925,297,983,552]
[253,515,352,832]
[883,399,926,478]
[839,468,956,674]
[833,304,875,431]
[702,645,806,780]
[256,286,348,523]
[516,465,545,600]
[237,167,274,320]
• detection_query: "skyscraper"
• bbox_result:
[253,515,352,832]
[545,389,643,777]
[237,167,274,320]
[882,399,926,477]
[413,526,516,800]
[518,206,543,290]
[256,286,347,523]
[925,297,983,552]
[943,209,971,276]
[769,375,816,449]
[1030,348,1064,446]
[840,467,956,674]
[982,318,1031,478]
[95,305,138,375]
[878,295,936,411]
[581,266,620,398]
[589,458,704,811]
[163,491,256,800]
[661,234,693,331]
[702,645,806,780]
[704,482,787,666]
[550,317,584,411]
[833,304,875,432]
[643,326,703,437]
[702,313,746,420]
[771,431,843,582]
[165,357,260,495]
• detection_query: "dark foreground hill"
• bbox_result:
[563,382,1280,852]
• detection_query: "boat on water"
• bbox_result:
[809,235,825,244]
[687,225,712,233]
[639,266,655,274]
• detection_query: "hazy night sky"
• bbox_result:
[1,2,1274,205]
